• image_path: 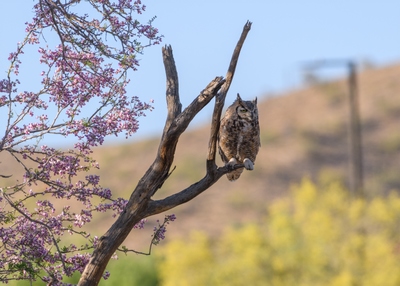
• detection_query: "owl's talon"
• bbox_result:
[227,158,237,166]
[226,158,237,170]
[243,158,254,170]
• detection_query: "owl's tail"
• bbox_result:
[226,167,244,181]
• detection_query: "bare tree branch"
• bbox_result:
[78,21,252,285]
[208,20,252,161]
[144,21,252,216]
[143,163,244,216]
[78,60,225,286]
[162,45,181,135]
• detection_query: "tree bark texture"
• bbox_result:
[78,21,252,286]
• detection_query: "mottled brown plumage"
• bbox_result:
[218,93,260,181]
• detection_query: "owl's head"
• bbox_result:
[235,93,258,122]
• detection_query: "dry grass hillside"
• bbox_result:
[87,63,400,248]
[2,63,400,251]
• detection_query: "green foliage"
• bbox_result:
[157,178,400,286]
[6,255,159,286]
[102,255,159,286]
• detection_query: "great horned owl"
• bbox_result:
[218,93,260,181]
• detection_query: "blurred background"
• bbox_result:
[2,1,400,285]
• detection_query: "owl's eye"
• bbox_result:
[239,108,247,113]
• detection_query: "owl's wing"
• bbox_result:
[218,144,229,163]
[256,121,261,147]
[217,117,232,164]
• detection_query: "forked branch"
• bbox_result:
[78,21,252,286]
[145,21,252,215]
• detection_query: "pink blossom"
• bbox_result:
[0,0,162,284]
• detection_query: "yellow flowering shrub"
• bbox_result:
[157,231,214,286]
[158,178,400,286]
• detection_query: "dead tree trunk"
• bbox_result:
[78,21,252,286]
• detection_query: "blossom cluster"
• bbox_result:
[118,214,177,256]
[1,146,128,283]
[0,0,162,284]
[152,214,177,246]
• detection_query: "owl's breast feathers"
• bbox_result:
[219,118,260,163]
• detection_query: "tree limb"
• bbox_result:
[143,21,252,216]
[162,45,181,136]
[208,20,252,161]
[78,21,252,286]
[143,163,245,216]
[78,48,224,286]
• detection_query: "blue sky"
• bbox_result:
[1,1,400,145]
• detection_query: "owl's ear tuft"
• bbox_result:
[253,97,257,104]
[236,93,242,103]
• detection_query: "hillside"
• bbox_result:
[2,63,400,251]
[87,63,400,249]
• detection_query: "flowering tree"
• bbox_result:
[0,0,252,285]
